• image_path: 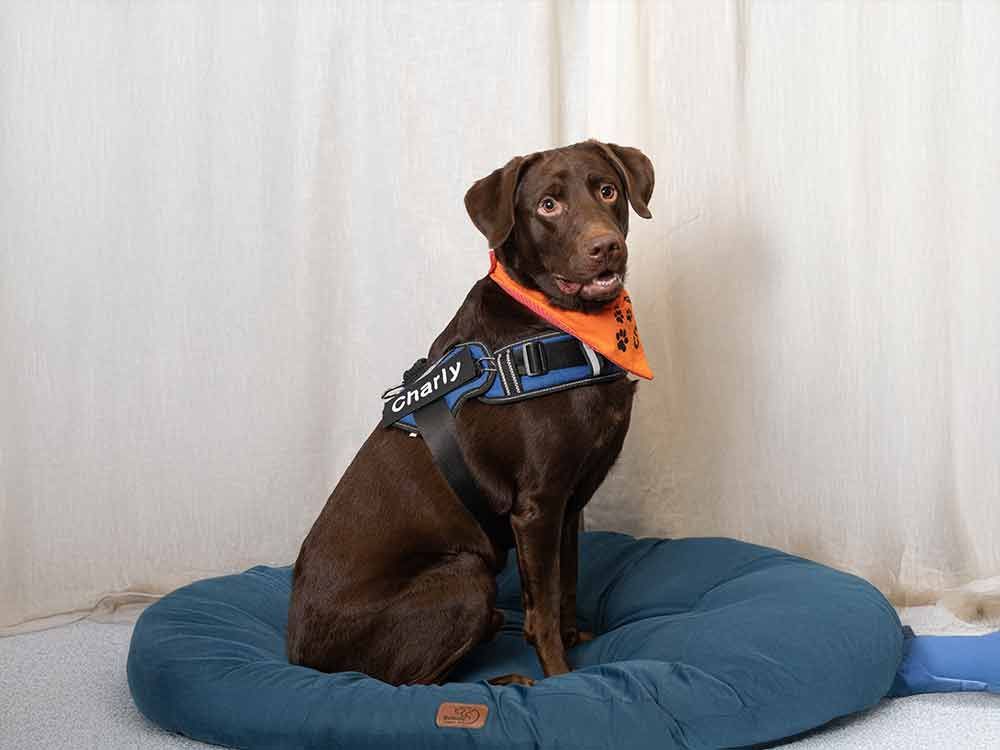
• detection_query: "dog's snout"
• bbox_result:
[585,233,624,263]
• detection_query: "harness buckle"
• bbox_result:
[520,341,548,377]
[475,355,498,373]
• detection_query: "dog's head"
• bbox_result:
[465,140,654,310]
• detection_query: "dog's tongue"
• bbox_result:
[554,278,582,295]
[556,272,623,300]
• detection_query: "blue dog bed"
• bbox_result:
[128,532,904,749]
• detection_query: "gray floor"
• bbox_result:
[0,609,997,750]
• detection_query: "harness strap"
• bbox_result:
[411,397,507,539]
[511,338,594,377]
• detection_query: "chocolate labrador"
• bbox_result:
[287,140,654,685]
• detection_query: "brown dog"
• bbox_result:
[287,140,654,685]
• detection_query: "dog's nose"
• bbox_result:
[585,234,623,262]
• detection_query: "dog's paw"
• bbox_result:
[561,628,578,648]
[561,628,596,648]
[488,673,535,687]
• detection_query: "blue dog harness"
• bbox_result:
[380,330,625,534]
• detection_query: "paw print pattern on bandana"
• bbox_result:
[616,328,629,352]
[611,299,639,353]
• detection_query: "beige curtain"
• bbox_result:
[2,1,998,632]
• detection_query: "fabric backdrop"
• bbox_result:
[2,1,998,632]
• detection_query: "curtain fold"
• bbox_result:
[2,1,998,631]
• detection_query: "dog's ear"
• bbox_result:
[464,155,534,248]
[590,141,654,219]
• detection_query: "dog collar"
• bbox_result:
[487,251,653,380]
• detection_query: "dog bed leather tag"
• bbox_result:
[435,702,488,729]
[380,347,478,428]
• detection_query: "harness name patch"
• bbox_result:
[380,346,478,428]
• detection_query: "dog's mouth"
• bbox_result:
[552,270,623,302]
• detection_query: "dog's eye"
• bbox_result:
[537,196,562,216]
[600,184,618,202]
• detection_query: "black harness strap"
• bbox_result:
[511,338,592,376]
[411,396,506,538]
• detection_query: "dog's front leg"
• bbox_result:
[511,498,571,677]
[559,511,582,648]
[560,512,596,648]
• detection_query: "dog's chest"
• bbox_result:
[558,378,635,452]
[462,375,635,480]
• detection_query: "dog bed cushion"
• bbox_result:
[128,531,903,749]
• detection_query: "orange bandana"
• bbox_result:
[488,252,653,380]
